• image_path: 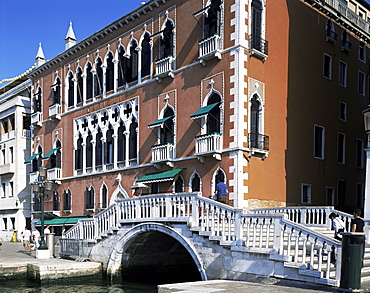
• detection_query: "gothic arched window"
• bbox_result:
[141,33,151,77]
[86,63,93,101]
[160,20,174,59]
[68,72,74,107]
[118,46,126,88]
[94,58,103,97]
[160,107,174,145]
[106,52,114,92]
[206,93,221,134]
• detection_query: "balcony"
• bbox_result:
[155,56,174,81]
[0,163,15,175]
[1,130,15,142]
[247,133,269,159]
[30,171,39,184]
[47,167,62,184]
[31,111,42,127]
[151,143,175,168]
[341,40,352,53]
[198,34,222,66]
[49,103,62,120]
[326,30,337,43]
[22,129,31,139]
[249,35,269,61]
[195,132,222,162]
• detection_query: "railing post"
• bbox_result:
[300,209,307,225]
[234,209,244,246]
[165,196,172,218]
[190,194,199,228]
[273,215,284,254]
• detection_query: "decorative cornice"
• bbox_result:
[28,0,168,79]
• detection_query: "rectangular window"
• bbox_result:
[357,183,364,208]
[359,43,366,62]
[9,147,13,164]
[314,125,325,159]
[326,187,335,206]
[301,184,312,204]
[337,132,345,164]
[339,61,347,87]
[359,71,365,95]
[1,183,5,198]
[337,179,346,206]
[339,101,347,121]
[10,217,15,230]
[2,218,7,230]
[1,149,5,165]
[9,182,13,197]
[356,139,364,168]
[323,54,332,79]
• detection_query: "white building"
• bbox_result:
[0,75,32,241]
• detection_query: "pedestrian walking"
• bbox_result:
[31,228,41,250]
[21,227,32,252]
[329,212,345,241]
[351,209,365,266]
[213,178,228,204]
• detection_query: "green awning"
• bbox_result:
[136,169,183,183]
[148,115,174,128]
[42,147,60,159]
[24,152,41,164]
[35,216,86,226]
[190,102,220,119]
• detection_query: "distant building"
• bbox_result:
[26,0,370,220]
[0,75,32,241]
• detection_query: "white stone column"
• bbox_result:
[124,130,129,167]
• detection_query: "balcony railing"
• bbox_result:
[31,111,42,126]
[22,129,31,139]
[195,132,222,155]
[49,103,62,119]
[1,130,15,142]
[249,34,268,60]
[155,56,174,80]
[0,163,15,175]
[30,171,39,184]
[341,40,352,52]
[199,34,222,65]
[47,167,62,181]
[323,0,370,35]
[151,143,175,163]
[326,30,337,43]
[248,133,269,151]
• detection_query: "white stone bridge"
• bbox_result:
[59,193,366,287]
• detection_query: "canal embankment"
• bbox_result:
[0,241,102,283]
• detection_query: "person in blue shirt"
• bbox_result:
[214,179,228,204]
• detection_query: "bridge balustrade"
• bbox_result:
[62,194,342,286]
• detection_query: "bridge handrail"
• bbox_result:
[62,193,341,285]
[250,206,353,231]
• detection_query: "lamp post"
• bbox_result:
[362,106,370,220]
[31,166,54,254]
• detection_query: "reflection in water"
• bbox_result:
[0,279,157,293]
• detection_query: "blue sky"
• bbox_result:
[0,0,146,83]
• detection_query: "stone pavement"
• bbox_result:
[0,241,101,282]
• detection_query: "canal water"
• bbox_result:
[0,279,157,293]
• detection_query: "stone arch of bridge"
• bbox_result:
[106,222,207,282]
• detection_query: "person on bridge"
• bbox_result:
[329,213,345,241]
[31,228,41,250]
[213,179,228,204]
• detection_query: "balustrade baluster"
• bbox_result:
[293,230,300,263]
[309,238,316,269]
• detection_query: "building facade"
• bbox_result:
[26,0,370,219]
[0,76,32,241]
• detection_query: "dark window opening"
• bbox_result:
[129,119,138,160]
[159,20,174,59]
[191,174,201,192]
[160,108,174,145]
[76,68,83,104]
[141,33,151,77]
[94,58,103,97]
[68,72,74,107]
[106,52,114,92]
[86,63,93,101]
[204,0,221,39]
[207,93,221,134]
[118,47,126,88]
